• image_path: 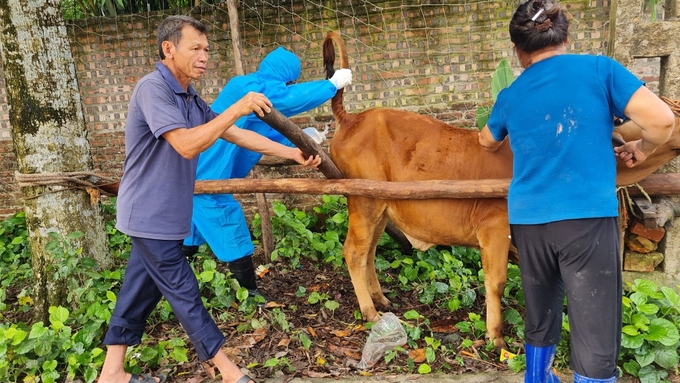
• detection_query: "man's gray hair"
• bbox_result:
[157,15,207,60]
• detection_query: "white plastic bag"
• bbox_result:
[356,312,407,369]
[302,126,329,144]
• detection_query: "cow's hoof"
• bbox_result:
[365,312,381,323]
[375,295,391,307]
[491,336,507,351]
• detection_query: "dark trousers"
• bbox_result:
[511,217,622,379]
[103,237,225,361]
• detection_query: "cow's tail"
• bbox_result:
[323,31,353,126]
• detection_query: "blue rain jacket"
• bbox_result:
[196,47,337,183]
[185,47,337,257]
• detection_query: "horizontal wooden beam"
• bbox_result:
[196,178,510,199]
[194,173,680,199]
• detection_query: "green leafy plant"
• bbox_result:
[255,196,348,269]
[476,59,515,130]
[0,213,201,382]
[0,211,31,316]
[620,279,680,382]
[455,312,487,341]
[4,197,680,380]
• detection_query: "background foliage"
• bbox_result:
[1,197,679,382]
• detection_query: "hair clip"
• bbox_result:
[531,7,545,21]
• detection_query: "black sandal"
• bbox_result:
[129,373,167,383]
[235,375,255,383]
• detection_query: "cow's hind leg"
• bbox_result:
[365,216,389,309]
[478,224,511,350]
[343,197,389,322]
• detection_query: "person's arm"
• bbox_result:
[614,86,675,167]
[478,125,504,152]
[222,125,321,168]
[273,69,353,117]
[162,92,272,159]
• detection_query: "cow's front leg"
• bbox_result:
[479,230,511,350]
[344,199,389,322]
[344,234,380,322]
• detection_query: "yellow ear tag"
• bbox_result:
[500,348,516,362]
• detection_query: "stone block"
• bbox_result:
[623,251,664,272]
[626,234,658,253]
[629,219,666,242]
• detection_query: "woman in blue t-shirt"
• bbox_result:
[478,0,674,382]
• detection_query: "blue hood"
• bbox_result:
[256,47,301,83]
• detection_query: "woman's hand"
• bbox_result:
[614,139,656,168]
[291,149,321,169]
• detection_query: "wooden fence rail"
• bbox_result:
[195,173,680,198]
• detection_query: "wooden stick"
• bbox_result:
[257,108,343,179]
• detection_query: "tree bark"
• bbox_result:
[0,0,111,322]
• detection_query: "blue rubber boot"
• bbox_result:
[573,372,617,383]
[524,344,560,383]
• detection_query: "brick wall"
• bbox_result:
[0,1,614,220]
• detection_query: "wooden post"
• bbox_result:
[226,0,244,76]
[251,168,274,258]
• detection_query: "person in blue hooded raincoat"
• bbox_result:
[183,47,352,299]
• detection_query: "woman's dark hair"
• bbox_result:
[509,0,569,53]
[157,15,207,60]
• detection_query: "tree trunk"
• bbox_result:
[0,0,111,322]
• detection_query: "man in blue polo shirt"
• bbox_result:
[97,15,319,383]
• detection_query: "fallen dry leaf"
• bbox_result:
[472,339,485,348]
[429,318,457,333]
[327,343,361,359]
[264,301,285,308]
[330,329,351,337]
[245,327,268,346]
[277,337,291,348]
[306,370,332,378]
[408,348,427,363]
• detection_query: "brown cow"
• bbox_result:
[322,31,680,348]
